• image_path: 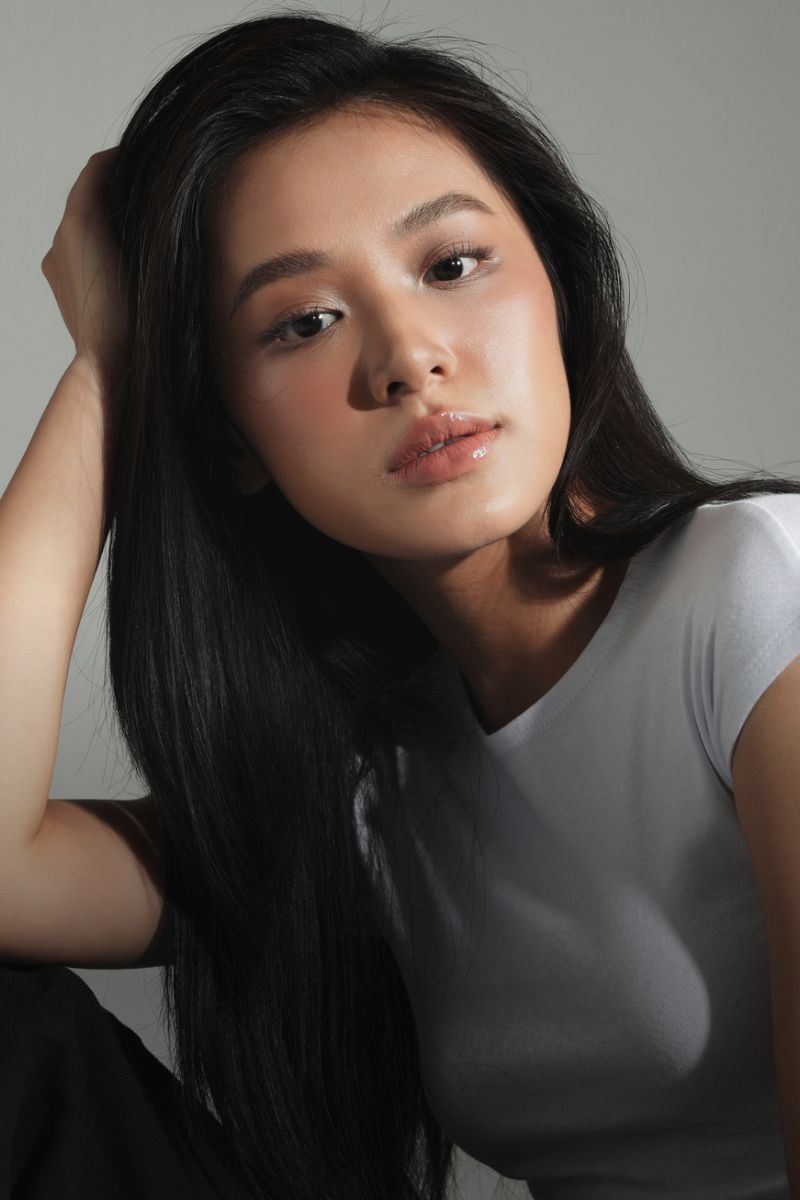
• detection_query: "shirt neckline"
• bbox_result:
[427,539,656,753]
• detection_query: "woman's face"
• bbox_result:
[208,103,572,563]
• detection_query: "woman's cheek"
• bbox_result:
[491,284,566,387]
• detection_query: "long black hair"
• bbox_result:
[103,8,800,1198]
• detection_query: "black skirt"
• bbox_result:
[0,960,253,1199]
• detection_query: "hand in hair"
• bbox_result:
[40,148,128,395]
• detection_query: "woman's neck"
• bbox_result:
[366,511,630,735]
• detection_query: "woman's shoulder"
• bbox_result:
[665,492,800,590]
[693,490,800,534]
[628,490,800,662]
[668,491,800,787]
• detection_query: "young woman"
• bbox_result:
[1,10,798,1200]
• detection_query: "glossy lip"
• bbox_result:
[388,411,499,473]
[390,426,500,486]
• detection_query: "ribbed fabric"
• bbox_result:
[355,495,800,1199]
[0,960,251,1199]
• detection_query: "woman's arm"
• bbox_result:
[0,358,112,852]
[732,653,800,1197]
[0,152,167,968]
[0,357,168,967]
[2,795,169,968]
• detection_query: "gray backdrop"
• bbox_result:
[2,2,798,1197]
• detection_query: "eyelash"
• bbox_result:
[259,240,495,349]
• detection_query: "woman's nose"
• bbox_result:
[364,307,458,405]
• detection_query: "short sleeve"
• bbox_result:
[687,494,800,790]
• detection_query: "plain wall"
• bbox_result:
[1,2,798,1197]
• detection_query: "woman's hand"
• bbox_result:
[40,148,128,395]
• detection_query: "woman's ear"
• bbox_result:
[224,421,272,494]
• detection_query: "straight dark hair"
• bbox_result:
[104,8,800,1198]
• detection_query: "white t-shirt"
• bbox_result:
[355,494,800,1199]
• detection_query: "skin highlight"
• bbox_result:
[209,103,630,735]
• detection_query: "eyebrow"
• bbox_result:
[229,190,497,318]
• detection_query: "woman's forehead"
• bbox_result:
[210,106,512,262]
[234,102,468,176]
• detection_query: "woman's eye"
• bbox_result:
[262,308,338,346]
[261,242,493,348]
[425,243,492,284]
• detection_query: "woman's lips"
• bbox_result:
[389,426,500,485]
[388,412,498,472]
